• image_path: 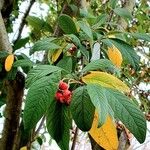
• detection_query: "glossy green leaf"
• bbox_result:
[102,38,140,70]
[26,65,62,87]
[87,84,108,127]
[106,88,146,143]
[113,8,132,19]
[58,14,77,34]
[46,101,71,150]
[30,38,60,55]
[70,86,95,131]
[23,73,61,130]
[82,59,117,74]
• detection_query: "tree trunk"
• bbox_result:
[0,3,25,149]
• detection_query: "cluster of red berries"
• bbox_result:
[55,81,72,105]
[68,45,77,54]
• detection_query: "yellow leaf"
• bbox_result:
[107,45,122,68]
[89,113,118,150]
[51,49,63,63]
[5,54,14,72]
[20,146,27,150]
[82,71,129,92]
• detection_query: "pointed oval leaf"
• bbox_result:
[23,73,61,130]
[89,114,118,150]
[46,101,71,150]
[26,65,62,88]
[51,48,63,63]
[58,14,78,34]
[107,45,123,68]
[82,71,129,93]
[70,86,95,131]
[87,84,108,126]
[106,88,146,143]
[5,54,14,72]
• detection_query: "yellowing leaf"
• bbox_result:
[82,71,129,92]
[107,45,122,68]
[5,54,14,72]
[20,146,27,150]
[51,49,63,63]
[108,35,116,38]
[89,113,118,150]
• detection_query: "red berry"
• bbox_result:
[68,45,77,54]
[59,81,68,90]
[55,92,63,100]
[63,89,72,103]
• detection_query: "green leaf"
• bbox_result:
[70,86,95,131]
[87,84,108,127]
[23,73,61,130]
[102,38,140,70]
[109,0,117,9]
[57,56,72,73]
[13,59,34,68]
[26,65,62,88]
[106,88,146,143]
[26,16,53,32]
[67,34,81,47]
[46,101,71,150]
[78,21,93,40]
[30,38,60,55]
[82,59,117,74]
[92,14,108,29]
[130,33,150,42]
[58,14,77,34]
[13,37,29,51]
[113,8,132,19]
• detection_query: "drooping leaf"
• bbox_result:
[20,146,27,150]
[58,14,78,34]
[102,38,140,70]
[87,84,108,126]
[107,45,123,68]
[23,72,61,130]
[82,59,117,74]
[30,38,60,55]
[5,54,14,72]
[106,88,146,143]
[82,71,129,93]
[113,7,132,19]
[26,65,62,88]
[70,86,95,131]
[78,21,93,40]
[46,101,71,150]
[89,114,118,150]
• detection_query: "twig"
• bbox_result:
[71,127,79,150]
[13,0,35,45]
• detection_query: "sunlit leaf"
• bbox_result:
[82,71,129,93]
[51,49,63,63]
